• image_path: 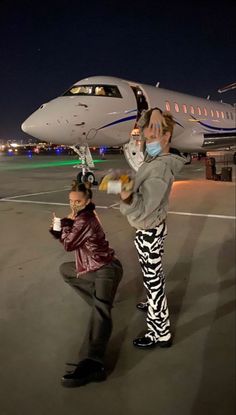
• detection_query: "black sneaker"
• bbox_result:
[133,335,172,349]
[61,359,107,387]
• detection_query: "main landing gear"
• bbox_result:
[182,153,192,164]
[70,145,97,185]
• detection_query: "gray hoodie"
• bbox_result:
[120,153,185,230]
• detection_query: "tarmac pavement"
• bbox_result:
[0,153,235,415]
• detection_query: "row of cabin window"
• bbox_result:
[165,101,234,120]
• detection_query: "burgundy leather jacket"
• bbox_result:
[58,203,114,275]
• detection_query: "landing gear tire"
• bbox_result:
[77,171,95,184]
[84,172,95,184]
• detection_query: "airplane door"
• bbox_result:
[130,86,149,119]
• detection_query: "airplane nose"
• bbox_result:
[21,120,29,133]
[21,114,47,139]
[21,98,89,143]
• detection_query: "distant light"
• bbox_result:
[99,146,107,154]
[10,143,18,148]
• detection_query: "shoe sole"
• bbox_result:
[133,340,172,349]
[61,372,107,388]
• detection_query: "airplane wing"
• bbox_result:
[218,82,236,93]
[203,132,236,149]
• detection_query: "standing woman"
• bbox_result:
[120,108,185,348]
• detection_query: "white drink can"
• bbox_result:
[107,180,122,194]
[53,217,61,231]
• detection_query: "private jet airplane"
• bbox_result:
[21,76,236,183]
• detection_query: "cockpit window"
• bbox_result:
[63,85,122,98]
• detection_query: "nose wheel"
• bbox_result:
[70,145,97,185]
[77,171,96,184]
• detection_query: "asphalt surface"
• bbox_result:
[0,153,235,415]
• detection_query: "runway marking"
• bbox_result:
[0,199,108,209]
[4,188,70,199]
[0,199,69,206]
[168,211,236,220]
[0,198,235,219]
[109,202,120,208]
[3,186,99,200]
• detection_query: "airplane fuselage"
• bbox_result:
[22,76,236,153]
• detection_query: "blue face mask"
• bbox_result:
[146,141,162,157]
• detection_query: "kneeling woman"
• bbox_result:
[50,182,123,387]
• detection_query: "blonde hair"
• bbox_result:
[137,108,175,141]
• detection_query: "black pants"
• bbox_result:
[60,259,123,363]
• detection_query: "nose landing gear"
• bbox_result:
[182,153,192,164]
[77,170,96,184]
[70,145,97,185]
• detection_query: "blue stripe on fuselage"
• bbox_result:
[98,112,185,131]
[191,115,236,132]
[98,115,137,130]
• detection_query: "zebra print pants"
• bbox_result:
[134,222,171,342]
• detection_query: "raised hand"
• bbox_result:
[149,109,163,138]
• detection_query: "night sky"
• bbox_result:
[0,0,235,140]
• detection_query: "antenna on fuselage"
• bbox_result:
[206,95,210,100]
[156,82,160,87]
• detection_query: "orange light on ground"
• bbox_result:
[172,180,190,187]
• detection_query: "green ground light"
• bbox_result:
[0,158,107,171]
